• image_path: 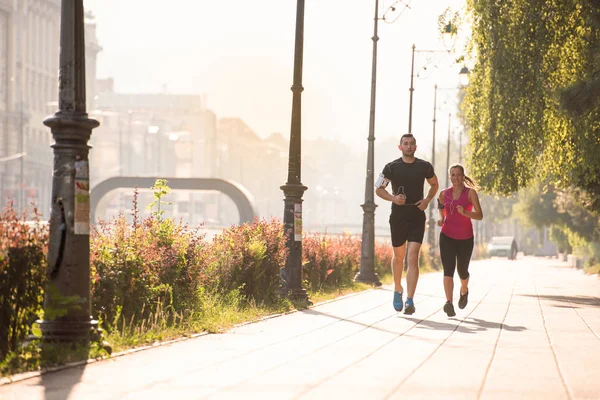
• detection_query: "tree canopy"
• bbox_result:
[463,0,600,211]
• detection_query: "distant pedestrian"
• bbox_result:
[376,133,439,315]
[437,164,483,317]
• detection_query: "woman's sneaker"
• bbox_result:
[458,289,469,309]
[404,298,416,315]
[444,301,456,317]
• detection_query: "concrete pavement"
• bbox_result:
[1,256,599,399]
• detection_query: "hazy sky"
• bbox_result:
[83,0,468,154]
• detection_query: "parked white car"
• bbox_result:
[487,236,518,260]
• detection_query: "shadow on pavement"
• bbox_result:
[300,307,403,336]
[520,294,600,308]
[42,364,86,400]
[41,342,88,400]
[403,317,527,334]
[301,295,440,337]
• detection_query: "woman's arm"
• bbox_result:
[437,191,445,226]
[462,189,483,220]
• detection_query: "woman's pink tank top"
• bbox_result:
[441,187,473,240]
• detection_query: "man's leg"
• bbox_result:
[392,244,406,293]
[406,241,421,299]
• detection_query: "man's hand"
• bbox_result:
[415,198,430,211]
[437,218,444,227]
[392,194,406,206]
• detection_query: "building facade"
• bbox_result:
[91,86,218,226]
[0,0,100,218]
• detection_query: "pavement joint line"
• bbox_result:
[384,285,495,399]
[556,289,600,341]
[0,288,379,387]
[534,276,573,400]
[476,282,516,399]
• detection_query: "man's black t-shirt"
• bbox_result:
[381,157,435,214]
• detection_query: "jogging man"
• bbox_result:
[376,133,439,314]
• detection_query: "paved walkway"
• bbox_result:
[1,256,599,399]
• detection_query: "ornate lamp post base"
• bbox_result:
[354,272,382,286]
[355,202,382,286]
[38,318,98,342]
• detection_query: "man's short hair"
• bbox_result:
[400,133,415,144]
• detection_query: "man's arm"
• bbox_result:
[376,187,406,205]
[375,172,405,205]
[375,187,394,202]
[415,174,439,211]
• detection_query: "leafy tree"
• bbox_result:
[463,0,600,211]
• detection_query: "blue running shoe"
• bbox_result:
[393,291,403,312]
[404,298,416,315]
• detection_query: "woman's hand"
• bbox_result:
[437,218,444,227]
[456,205,466,216]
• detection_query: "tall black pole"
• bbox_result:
[458,129,462,165]
[39,0,99,341]
[355,0,381,286]
[445,112,451,188]
[427,84,438,249]
[280,0,308,300]
[408,44,416,134]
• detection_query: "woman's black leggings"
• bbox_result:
[439,232,474,280]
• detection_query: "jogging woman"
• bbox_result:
[437,164,483,317]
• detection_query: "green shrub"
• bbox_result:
[0,203,47,360]
[90,187,210,329]
[302,233,361,291]
[206,219,287,303]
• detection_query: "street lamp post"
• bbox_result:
[408,44,416,134]
[427,84,439,250]
[39,0,99,342]
[355,0,382,286]
[445,112,451,188]
[280,0,308,301]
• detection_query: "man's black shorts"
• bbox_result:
[389,208,426,247]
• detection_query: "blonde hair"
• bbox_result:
[449,164,479,189]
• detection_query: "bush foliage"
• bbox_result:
[0,203,47,360]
